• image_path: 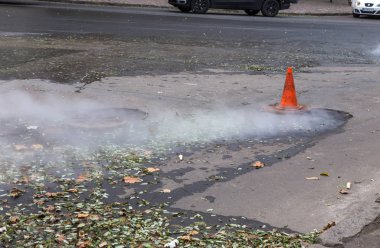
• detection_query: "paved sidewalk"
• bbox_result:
[43,0,352,15]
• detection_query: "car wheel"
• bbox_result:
[178,6,191,13]
[190,0,210,14]
[245,9,260,16]
[261,0,280,17]
[353,13,360,18]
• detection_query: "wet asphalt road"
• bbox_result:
[1,1,380,83]
[1,1,380,68]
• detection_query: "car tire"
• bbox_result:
[353,13,360,18]
[190,0,210,14]
[261,0,280,17]
[178,6,191,13]
[245,9,260,16]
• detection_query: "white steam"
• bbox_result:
[372,44,380,57]
[0,90,341,149]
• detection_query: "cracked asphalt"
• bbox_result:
[1,1,380,247]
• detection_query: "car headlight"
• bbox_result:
[377,4,380,7]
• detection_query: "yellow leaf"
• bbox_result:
[146,167,160,173]
[68,188,79,193]
[77,213,90,219]
[179,235,192,241]
[251,161,265,169]
[320,172,329,177]
[188,230,199,236]
[31,144,44,151]
[9,216,20,223]
[123,176,143,184]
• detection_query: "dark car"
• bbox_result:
[168,0,297,17]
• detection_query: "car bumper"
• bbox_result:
[353,6,380,15]
[168,0,188,7]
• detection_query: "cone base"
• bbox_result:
[267,104,307,114]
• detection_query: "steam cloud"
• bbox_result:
[373,44,380,57]
[0,89,342,150]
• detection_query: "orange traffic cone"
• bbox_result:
[273,67,305,111]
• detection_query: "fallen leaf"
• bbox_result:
[9,216,20,224]
[13,144,28,151]
[339,189,349,194]
[77,241,91,248]
[146,167,160,173]
[16,176,29,184]
[68,188,79,193]
[56,234,66,243]
[44,205,55,212]
[31,144,44,151]
[188,230,199,235]
[179,235,192,241]
[123,176,143,184]
[320,172,329,177]
[77,213,90,219]
[306,177,319,180]
[45,192,60,198]
[9,188,24,198]
[99,241,107,247]
[89,215,100,221]
[322,221,336,232]
[76,175,87,183]
[251,161,265,169]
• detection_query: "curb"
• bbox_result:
[37,0,351,16]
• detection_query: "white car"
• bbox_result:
[352,0,380,17]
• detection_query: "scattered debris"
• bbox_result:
[12,144,28,151]
[322,221,336,232]
[251,161,265,169]
[98,241,108,247]
[31,144,44,151]
[346,182,351,190]
[339,189,349,194]
[77,213,90,219]
[146,167,160,173]
[160,189,171,193]
[9,187,24,198]
[26,125,39,130]
[164,239,179,248]
[123,176,143,184]
[306,177,319,180]
[375,197,380,203]
[178,154,183,161]
[320,172,329,177]
[0,227,7,233]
